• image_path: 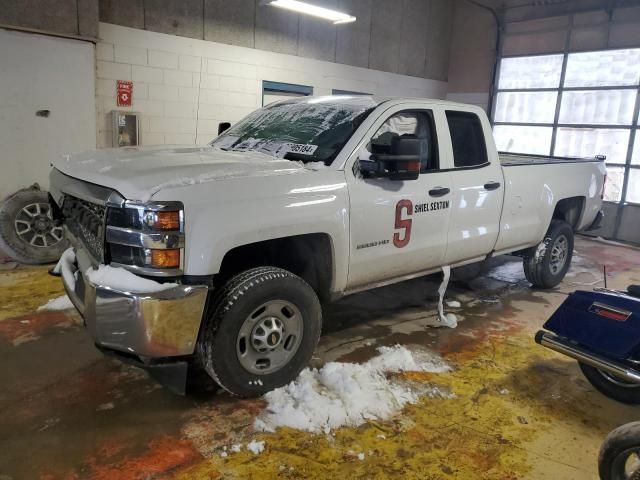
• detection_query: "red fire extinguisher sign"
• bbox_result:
[117,80,133,107]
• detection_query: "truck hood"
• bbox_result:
[52,145,319,202]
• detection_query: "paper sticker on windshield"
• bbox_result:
[282,143,318,156]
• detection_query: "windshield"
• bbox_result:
[210,97,378,165]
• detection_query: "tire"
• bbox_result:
[598,421,640,480]
[579,362,640,404]
[0,188,67,264]
[523,219,574,289]
[197,266,322,397]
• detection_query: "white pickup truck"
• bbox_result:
[48,96,606,396]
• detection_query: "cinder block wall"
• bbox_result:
[98,0,453,81]
[96,22,449,148]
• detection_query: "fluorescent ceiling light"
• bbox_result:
[265,0,356,24]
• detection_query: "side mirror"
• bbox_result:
[359,136,421,181]
[218,122,231,135]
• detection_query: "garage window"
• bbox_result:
[493,48,640,206]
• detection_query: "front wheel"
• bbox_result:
[599,421,640,480]
[579,362,640,404]
[197,267,322,397]
[523,219,574,289]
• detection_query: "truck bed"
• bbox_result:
[499,152,605,166]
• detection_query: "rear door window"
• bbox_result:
[445,111,488,168]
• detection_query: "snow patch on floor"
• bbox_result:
[37,295,74,312]
[246,440,265,454]
[254,345,451,434]
[86,265,178,293]
[439,313,458,327]
[487,260,525,283]
[446,300,461,308]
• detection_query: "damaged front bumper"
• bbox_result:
[60,247,208,394]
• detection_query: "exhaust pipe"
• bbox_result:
[535,331,640,384]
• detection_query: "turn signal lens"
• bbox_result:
[150,249,180,268]
[145,211,181,230]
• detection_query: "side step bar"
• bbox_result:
[535,331,640,384]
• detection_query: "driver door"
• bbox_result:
[346,105,452,290]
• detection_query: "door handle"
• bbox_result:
[428,187,450,197]
[484,181,501,191]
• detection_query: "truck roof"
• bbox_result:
[270,95,478,110]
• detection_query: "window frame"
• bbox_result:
[492,47,640,207]
[445,110,490,170]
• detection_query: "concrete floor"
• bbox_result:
[1,236,639,479]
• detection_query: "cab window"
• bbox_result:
[365,110,439,172]
[445,110,488,168]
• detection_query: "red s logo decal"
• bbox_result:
[394,199,413,248]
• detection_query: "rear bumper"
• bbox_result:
[584,210,604,232]
[61,247,208,359]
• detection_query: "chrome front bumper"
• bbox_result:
[61,247,208,358]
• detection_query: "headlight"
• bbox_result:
[144,210,181,230]
[105,202,184,276]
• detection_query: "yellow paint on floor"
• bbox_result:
[0,265,64,321]
[171,328,624,480]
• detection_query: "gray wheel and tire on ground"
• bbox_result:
[197,266,322,397]
[0,187,67,264]
[523,219,574,289]
[598,421,640,480]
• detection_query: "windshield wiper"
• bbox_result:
[228,147,279,159]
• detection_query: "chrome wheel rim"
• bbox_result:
[549,234,568,275]
[236,300,303,375]
[599,370,640,389]
[14,203,63,248]
[612,447,640,479]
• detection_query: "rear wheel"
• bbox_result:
[0,188,66,264]
[197,267,322,397]
[579,362,640,404]
[599,421,640,480]
[523,219,574,288]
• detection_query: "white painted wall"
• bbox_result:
[0,28,96,199]
[96,22,448,148]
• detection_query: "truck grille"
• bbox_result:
[62,195,106,262]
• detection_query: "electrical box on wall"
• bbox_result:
[111,111,140,147]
